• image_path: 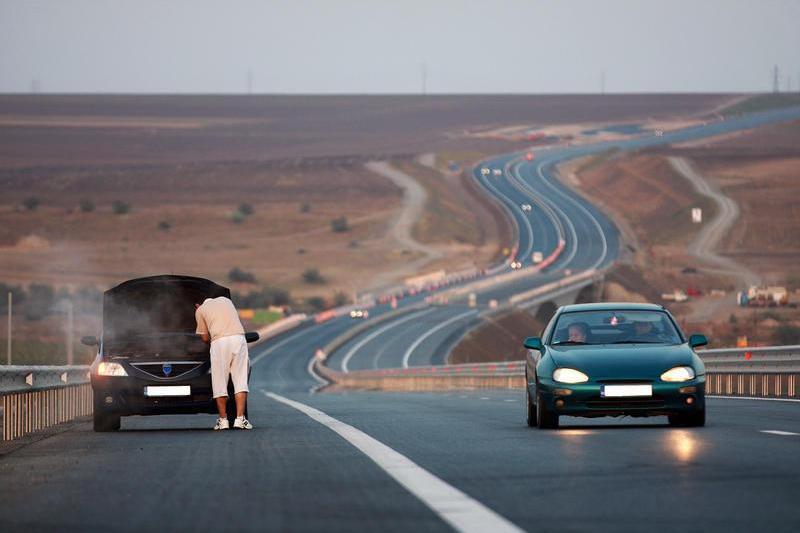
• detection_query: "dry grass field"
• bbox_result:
[0,94,738,362]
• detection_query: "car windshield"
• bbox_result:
[551,309,682,346]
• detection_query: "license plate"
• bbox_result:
[144,385,191,397]
[601,384,652,397]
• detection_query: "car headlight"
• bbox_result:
[661,366,695,382]
[97,362,128,377]
[552,368,589,384]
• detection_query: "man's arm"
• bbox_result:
[195,308,210,343]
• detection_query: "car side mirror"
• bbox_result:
[81,335,98,346]
[523,336,543,351]
[244,332,260,343]
[688,334,707,348]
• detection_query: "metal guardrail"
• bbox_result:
[322,347,800,399]
[0,365,92,441]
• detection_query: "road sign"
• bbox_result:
[691,208,702,223]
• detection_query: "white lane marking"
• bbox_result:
[264,391,523,533]
[479,397,490,400]
[504,399,516,402]
[401,309,478,368]
[342,308,436,372]
[708,395,800,404]
[760,430,800,436]
[307,352,328,386]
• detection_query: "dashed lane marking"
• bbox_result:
[760,430,800,436]
[264,391,523,533]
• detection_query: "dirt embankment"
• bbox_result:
[565,120,800,346]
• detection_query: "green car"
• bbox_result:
[523,303,707,429]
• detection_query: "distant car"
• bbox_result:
[86,275,260,432]
[655,130,664,137]
[523,303,707,429]
[510,261,523,270]
[349,309,369,319]
[521,204,532,212]
[532,251,543,264]
[492,168,502,176]
[480,167,490,176]
[525,152,535,161]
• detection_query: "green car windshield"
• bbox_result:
[551,310,683,346]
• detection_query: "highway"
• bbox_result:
[2,106,800,532]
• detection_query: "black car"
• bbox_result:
[84,275,259,431]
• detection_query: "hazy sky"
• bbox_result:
[1,0,798,94]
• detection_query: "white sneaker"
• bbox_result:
[213,417,229,431]
[233,416,253,430]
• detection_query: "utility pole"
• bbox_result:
[601,70,606,95]
[421,62,427,95]
[773,65,780,93]
[246,68,253,95]
[6,292,11,365]
[66,300,74,365]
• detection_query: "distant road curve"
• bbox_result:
[669,156,761,288]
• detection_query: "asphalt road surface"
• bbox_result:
[3,106,800,532]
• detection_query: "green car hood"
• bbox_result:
[548,343,695,381]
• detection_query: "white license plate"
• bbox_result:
[601,384,652,397]
[144,385,191,397]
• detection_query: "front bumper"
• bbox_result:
[533,376,706,418]
[91,373,217,416]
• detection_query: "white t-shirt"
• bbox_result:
[195,296,245,342]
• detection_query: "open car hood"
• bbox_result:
[103,275,230,341]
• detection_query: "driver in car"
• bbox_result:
[567,322,589,343]
[195,296,253,431]
[632,321,661,342]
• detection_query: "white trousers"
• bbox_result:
[210,334,249,398]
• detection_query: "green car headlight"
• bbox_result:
[553,368,589,384]
[660,366,695,382]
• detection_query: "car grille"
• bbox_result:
[130,362,204,379]
[586,398,665,409]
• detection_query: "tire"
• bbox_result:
[526,385,537,427]
[669,409,705,427]
[92,391,121,432]
[536,392,559,429]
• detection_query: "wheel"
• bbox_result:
[536,392,559,429]
[526,385,537,427]
[669,409,705,427]
[93,391,121,432]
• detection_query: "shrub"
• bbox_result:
[23,197,40,211]
[302,268,325,284]
[300,203,311,213]
[305,296,327,312]
[231,211,246,224]
[228,267,257,284]
[231,286,290,308]
[333,291,349,307]
[157,220,172,232]
[112,200,130,215]
[330,216,350,233]
[238,203,254,216]
[79,198,95,213]
[775,325,800,345]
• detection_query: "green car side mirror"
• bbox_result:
[523,336,543,351]
[688,334,708,348]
